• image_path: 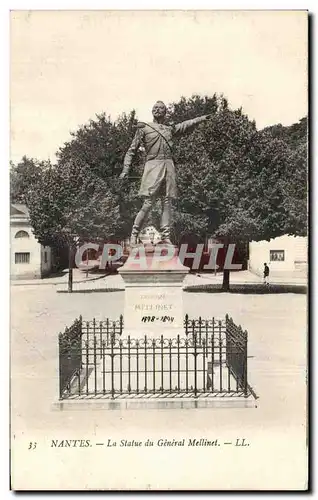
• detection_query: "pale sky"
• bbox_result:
[10,10,308,163]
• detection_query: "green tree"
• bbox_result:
[263,116,307,149]
[10,156,49,203]
[262,117,307,237]
[56,111,143,239]
[26,160,125,291]
[24,97,307,293]
[280,142,307,236]
[167,95,307,289]
[26,111,142,291]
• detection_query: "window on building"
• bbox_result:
[15,252,30,264]
[44,251,48,264]
[270,250,285,262]
[15,230,29,238]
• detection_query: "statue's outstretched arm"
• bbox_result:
[174,114,212,137]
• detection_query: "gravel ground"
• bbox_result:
[11,280,307,490]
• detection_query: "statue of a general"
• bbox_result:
[120,100,211,245]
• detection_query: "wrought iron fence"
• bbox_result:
[59,314,250,399]
[58,317,82,398]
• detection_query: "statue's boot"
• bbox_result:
[161,237,173,245]
[130,226,139,247]
[130,197,153,247]
[160,197,173,245]
[160,225,173,245]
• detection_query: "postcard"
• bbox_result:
[10,9,308,490]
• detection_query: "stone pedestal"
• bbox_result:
[118,244,189,338]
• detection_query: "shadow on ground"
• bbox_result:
[184,284,307,294]
[57,288,124,294]
[46,271,68,279]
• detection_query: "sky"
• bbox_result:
[10,10,308,163]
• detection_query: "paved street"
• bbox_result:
[11,279,307,489]
[11,267,307,290]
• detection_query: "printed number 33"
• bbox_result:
[28,442,37,450]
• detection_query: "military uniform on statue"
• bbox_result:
[119,100,212,246]
[118,101,212,337]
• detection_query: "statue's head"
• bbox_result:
[152,101,167,119]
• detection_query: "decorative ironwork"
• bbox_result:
[58,316,82,398]
[59,314,250,399]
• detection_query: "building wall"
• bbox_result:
[40,245,53,277]
[11,224,42,279]
[11,228,53,279]
[249,235,308,276]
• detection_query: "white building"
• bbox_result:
[249,234,308,277]
[11,204,53,279]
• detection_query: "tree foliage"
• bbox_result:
[165,95,307,244]
[263,117,307,149]
[12,96,307,266]
[10,156,50,203]
[261,117,307,236]
[24,111,144,248]
[55,111,143,241]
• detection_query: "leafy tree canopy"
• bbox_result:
[11,95,307,253]
[10,156,50,204]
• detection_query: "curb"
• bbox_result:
[184,283,307,294]
[11,272,110,287]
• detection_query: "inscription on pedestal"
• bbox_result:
[124,286,184,336]
[118,245,189,337]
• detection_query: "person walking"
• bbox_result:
[263,262,270,285]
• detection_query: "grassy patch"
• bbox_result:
[184,284,307,294]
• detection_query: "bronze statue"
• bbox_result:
[120,101,211,245]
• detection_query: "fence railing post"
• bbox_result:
[85,341,89,396]
[111,334,115,398]
[244,330,248,397]
[102,340,106,395]
[58,317,83,399]
[58,337,63,399]
[191,320,197,397]
[184,314,188,336]
[93,335,97,396]
[79,315,83,370]
[194,333,197,397]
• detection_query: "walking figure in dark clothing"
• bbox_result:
[263,262,270,285]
